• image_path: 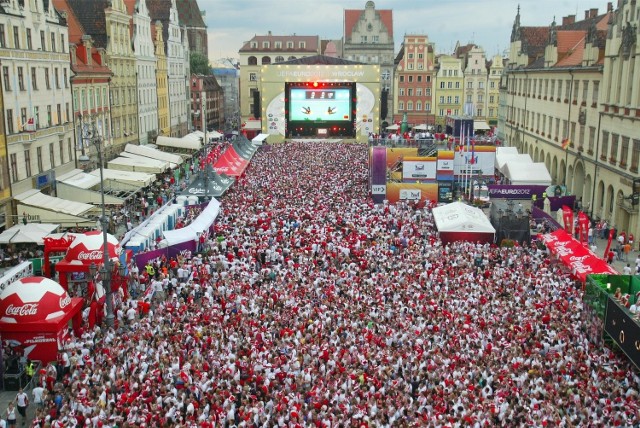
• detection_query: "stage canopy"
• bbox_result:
[432,202,496,244]
[503,162,552,186]
[496,153,533,174]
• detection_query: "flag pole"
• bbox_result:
[461,124,466,200]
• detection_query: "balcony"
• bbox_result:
[617,197,639,214]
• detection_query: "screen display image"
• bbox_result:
[289,88,351,122]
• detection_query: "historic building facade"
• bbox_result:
[343,1,394,126]
[1,0,75,204]
[153,21,170,138]
[392,34,436,127]
[190,74,224,134]
[175,0,207,57]
[433,55,464,130]
[502,3,639,239]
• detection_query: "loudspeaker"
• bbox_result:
[252,91,261,118]
[380,89,388,120]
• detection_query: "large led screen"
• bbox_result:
[289,88,351,122]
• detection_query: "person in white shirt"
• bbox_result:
[32,385,45,409]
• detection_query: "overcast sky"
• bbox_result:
[204,0,611,65]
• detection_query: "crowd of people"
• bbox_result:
[21,141,640,427]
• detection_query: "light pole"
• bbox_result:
[81,123,115,328]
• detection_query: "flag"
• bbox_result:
[470,140,476,165]
[561,138,570,150]
[23,117,36,132]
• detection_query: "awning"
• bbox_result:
[156,136,202,151]
[90,169,154,188]
[107,156,167,174]
[118,153,171,171]
[14,190,94,227]
[474,120,491,131]
[56,169,101,190]
[386,124,400,130]
[0,223,60,244]
[208,131,223,139]
[124,144,183,166]
[413,124,430,131]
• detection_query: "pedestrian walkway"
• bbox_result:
[591,232,639,275]
[0,386,36,426]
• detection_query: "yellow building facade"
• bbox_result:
[154,21,170,138]
[433,55,464,130]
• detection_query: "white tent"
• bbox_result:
[413,124,429,131]
[252,133,269,145]
[0,223,60,244]
[386,124,400,130]
[432,202,496,244]
[162,198,221,246]
[473,120,491,131]
[495,147,519,156]
[91,169,154,188]
[56,169,125,205]
[496,153,533,174]
[124,144,183,166]
[208,131,223,140]
[14,190,94,227]
[156,136,202,151]
[503,161,552,185]
[56,169,101,190]
[118,152,171,171]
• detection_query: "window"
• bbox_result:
[407,63,413,70]
[274,56,284,63]
[447,82,452,89]
[34,106,39,129]
[54,68,60,88]
[446,96,452,103]
[10,154,17,182]
[287,41,293,49]
[13,26,19,49]
[249,73,257,81]
[360,36,367,43]
[490,81,495,89]
[274,41,281,49]
[466,95,472,103]
[489,95,495,104]
[250,41,257,49]
[408,89,413,96]
[467,81,473,89]
[26,29,32,50]
[582,80,589,103]
[261,56,270,65]
[425,103,431,112]
[399,88,405,96]
[299,41,305,49]
[59,140,64,164]
[479,81,484,89]
[20,108,26,128]
[610,133,619,162]
[50,33,56,52]
[631,139,640,172]
[60,34,65,53]
[24,150,31,177]
[416,101,422,111]
[426,88,431,96]
[416,88,422,96]
[47,105,52,127]
[56,104,61,125]
[477,94,483,103]
[592,81,599,105]
[455,82,460,89]
[262,41,269,48]
[31,67,37,90]
[40,31,45,51]
[37,147,43,173]
[620,136,629,166]
[0,24,5,48]
[398,101,404,110]
[408,76,413,83]
[440,82,445,89]
[17,67,24,91]
[477,108,483,117]
[6,109,13,134]
[44,69,50,89]
[489,108,494,117]
[601,131,609,160]
[81,89,86,109]
[408,53,414,59]
[399,76,404,83]
[439,96,444,103]
[49,143,55,168]
[418,53,423,59]
[63,69,68,88]
[407,101,413,111]
[454,96,460,104]
[89,89,94,109]
[372,35,379,43]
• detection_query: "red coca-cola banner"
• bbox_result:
[562,205,574,235]
[603,228,615,260]
[578,211,590,244]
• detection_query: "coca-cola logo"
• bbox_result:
[76,250,103,261]
[59,294,71,309]
[5,303,39,317]
[569,255,589,262]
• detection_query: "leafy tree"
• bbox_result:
[190,52,212,75]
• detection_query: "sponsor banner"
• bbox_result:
[371,184,386,195]
[0,261,33,293]
[437,158,454,171]
[578,211,590,244]
[453,146,495,176]
[402,160,437,180]
[488,185,548,199]
[134,240,197,273]
[386,183,438,205]
[399,189,421,201]
[604,297,640,369]
[370,147,387,185]
[562,205,574,234]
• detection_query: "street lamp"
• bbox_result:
[81,123,115,328]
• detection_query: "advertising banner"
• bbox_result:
[453,145,495,177]
[436,151,454,181]
[134,240,197,272]
[385,183,438,205]
[402,158,437,181]
[561,205,574,234]
[578,211,590,244]
[487,185,548,200]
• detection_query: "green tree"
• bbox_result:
[190,52,212,75]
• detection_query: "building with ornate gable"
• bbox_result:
[175,0,207,57]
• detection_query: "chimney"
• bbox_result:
[585,10,590,20]
[607,2,613,12]
[563,15,575,26]
[590,8,598,18]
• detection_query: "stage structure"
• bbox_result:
[259,56,380,143]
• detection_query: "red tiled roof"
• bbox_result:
[344,8,393,41]
[51,0,84,44]
[556,31,586,67]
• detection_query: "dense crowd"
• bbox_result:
[27,141,640,427]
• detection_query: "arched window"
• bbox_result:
[275,56,285,63]
[247,56,257,66]
[261,56,271,65]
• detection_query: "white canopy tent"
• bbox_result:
[56,169,101,189]
[496,153,533,174]
[124,144,183,166]
[413,124,430,131]
[243,120,261,131]
[208,131,223,140]
[252,133,269,145]
[107,156,167,174]
[0,223,60,244]
[156,136,202,151]
[503,162,552,185]
[473,120,491,131]
[118,152,171,171]
[386,124,400,130]
[432,202,496,244]
[14,190,95,227]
